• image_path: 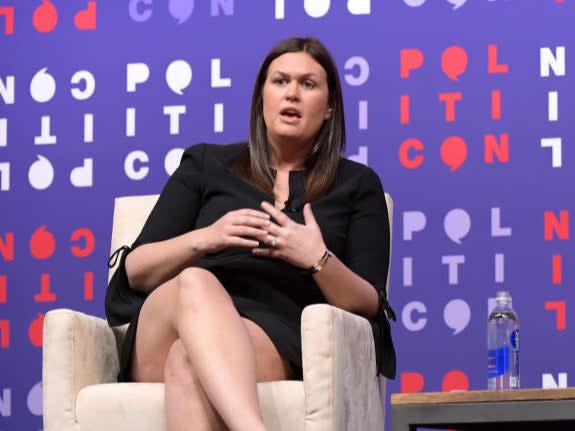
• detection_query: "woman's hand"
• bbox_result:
[198,208,271,254]
[253,201,326,269]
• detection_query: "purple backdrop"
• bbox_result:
[1,1,573,430]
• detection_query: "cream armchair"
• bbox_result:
[43,193,393,431]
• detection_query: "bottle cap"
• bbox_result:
[495,291,512,303]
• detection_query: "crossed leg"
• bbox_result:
[131,267,294,431]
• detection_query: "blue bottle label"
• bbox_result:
[510,329,519,351]
[488,346,509,377]
[510,329,520,388]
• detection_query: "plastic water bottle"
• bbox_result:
[487,291,520,390]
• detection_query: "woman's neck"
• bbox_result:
[269,139,310,171]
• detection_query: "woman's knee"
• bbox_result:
[176,267,228,312]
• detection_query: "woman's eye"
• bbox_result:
[302,81,315,89]
[274,78,286,85]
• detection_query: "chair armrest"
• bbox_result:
[43,308,119,431]
[301,304,384,431]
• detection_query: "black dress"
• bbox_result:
[105,142,396,381]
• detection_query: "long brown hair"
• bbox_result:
[232,36,346,202]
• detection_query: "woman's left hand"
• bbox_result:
[252,201,327,269]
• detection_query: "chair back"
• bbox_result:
[108,194,160,282]
[379,192,393,425]
[384,192,393,299]
[107,194,160,344]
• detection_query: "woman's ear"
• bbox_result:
[324,108,333,120]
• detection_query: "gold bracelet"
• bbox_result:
[309,250,332,274]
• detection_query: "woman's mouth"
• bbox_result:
[280,108,302,122]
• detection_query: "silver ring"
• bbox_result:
[270,237,278,248]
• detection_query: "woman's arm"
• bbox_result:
[254,202,382,319]
[126,209,271,293]
[253,168,389,320]
[117,144,270,294]
[314,168,390,319]
[310,250,380,319]
[125,230,206,294]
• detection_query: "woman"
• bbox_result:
[106,36,395,431]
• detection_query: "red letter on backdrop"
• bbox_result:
[488,44,509,74]
[0,275,6,303]
[552,255,562,285]
[400,94,410,125]
[401,372,425,393]
[484,133,509,164]
[0,233,14,262]
[545,301,567,330]
[399,138,424,169]
[34,273,57,302]
[400,49,424,79]
[438,92,462,122]
[0,7,14,35]
[74,1,97,30]
[84,272,94,301]
[33,0,58,33]
[544,211,570,240]
[30,226,56,260]
[491,89,502,120]
[0,320,9,348]
[71,228,95,257]
[442,370,470,392]
[28,314,44,348]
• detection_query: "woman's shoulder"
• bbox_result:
[336,156,383,186]
[183,142,248,163]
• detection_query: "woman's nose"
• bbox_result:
[284,81,300,100]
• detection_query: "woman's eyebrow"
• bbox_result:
[270,70,320,79]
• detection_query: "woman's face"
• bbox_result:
[262,52,332,151]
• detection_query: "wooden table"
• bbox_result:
[391,387,575,431]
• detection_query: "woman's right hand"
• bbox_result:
[197,208,271,254]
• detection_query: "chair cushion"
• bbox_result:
[76,380,305,431]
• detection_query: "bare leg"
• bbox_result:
[242,318,295,382]
[174,267,267,431]
[132,277,226,430]
[132,267,294,431]
[163,322,293,431]
[164,339,228,431]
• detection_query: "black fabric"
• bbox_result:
[105,245,146,326]
[105,142,396,380]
